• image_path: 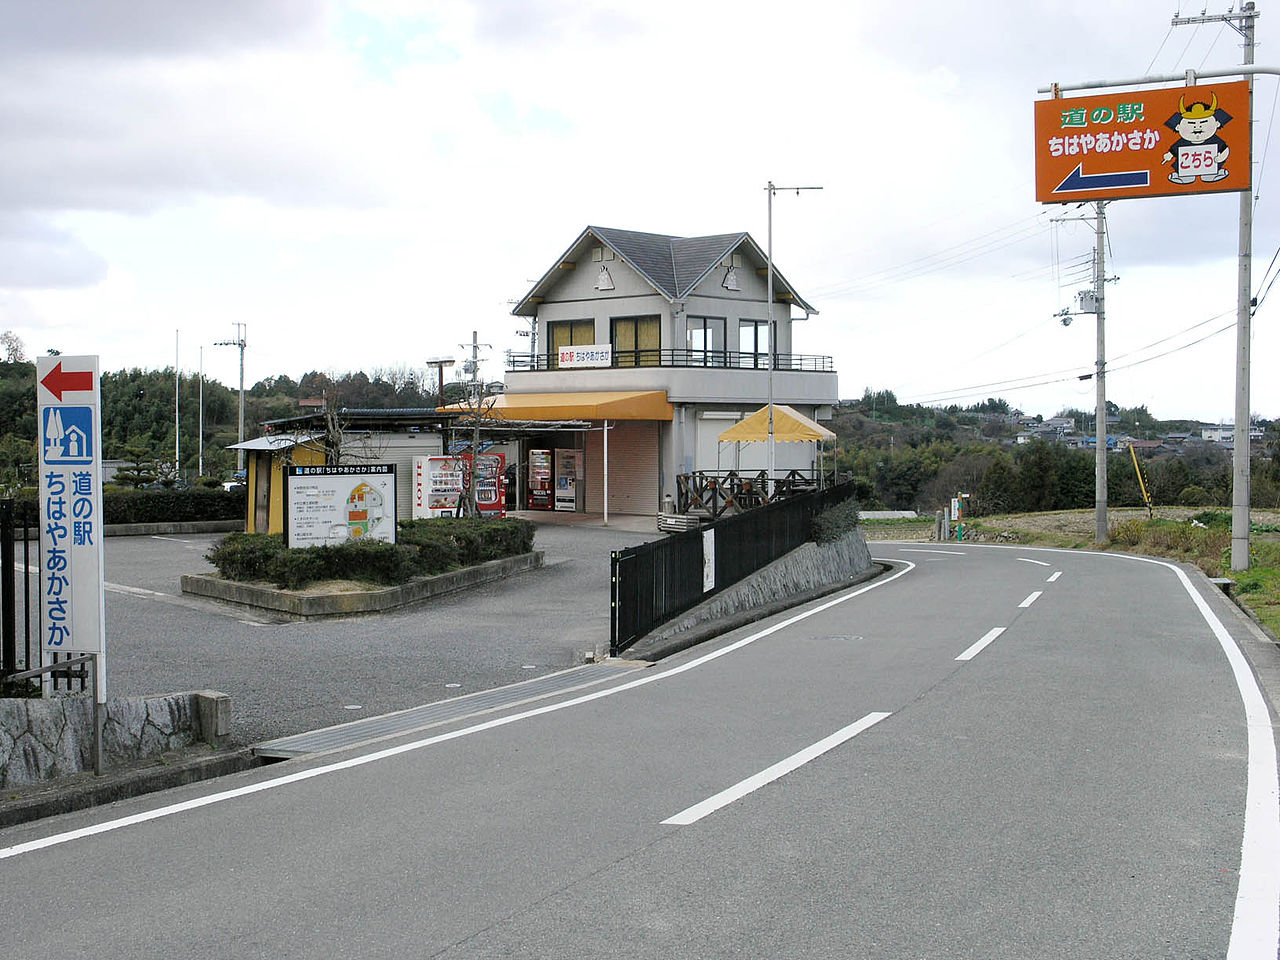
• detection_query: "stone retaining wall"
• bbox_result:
[0,690,230,788]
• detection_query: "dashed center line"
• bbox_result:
[1047,571,1063,583]
[955,627,1006,662]
[1017,557,1051,566]
[1019,591,1043,608]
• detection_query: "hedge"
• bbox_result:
[10,487,246,526]
[206,516,536,589]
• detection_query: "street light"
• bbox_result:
[765,180,821,495]
[214,323,247,472]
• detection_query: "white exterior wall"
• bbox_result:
[339,430,443,522]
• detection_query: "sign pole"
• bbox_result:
[1094,200,1108,543]
[1233,6,1257,571]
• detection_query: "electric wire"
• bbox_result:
[1144,24,1174,73]
[1255,79,1280,208]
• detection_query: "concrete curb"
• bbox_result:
[626,562,891,662]
[180,551,545,617]
[0,746,261,830]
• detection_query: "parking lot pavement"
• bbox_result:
[95,519,662,746]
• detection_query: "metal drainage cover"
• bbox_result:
[253,661,647,760]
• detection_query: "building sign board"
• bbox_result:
[1035,81,1250,203]
[558,344,612,368]
[36,356,106,656]
[286,464,397,548]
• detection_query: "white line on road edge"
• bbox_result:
[1047,571,1063,583]
[890,542,1280,959]
[1018,591,1043,608]
[1017,557,1051,566]
[0,562,919,862]
[661,712,892,826]
[955,627,1006,662]
[899,548,965,556]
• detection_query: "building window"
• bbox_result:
[687,316,726,366]
[739,319,772,368]
[548,319,595,368]
[612,315,660,367]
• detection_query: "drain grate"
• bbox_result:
[253,661,647,760]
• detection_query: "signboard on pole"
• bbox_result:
[36,356,106,659]
[286,464,397,548]
[1035,81,1250,203]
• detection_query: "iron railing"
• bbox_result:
[507,349,834,373]
[676,469,838,519]
[611,480,860,655]
[1,498,79,695]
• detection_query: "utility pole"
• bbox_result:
[198,346,204,477]
[765,181,821,496]
[459,331,490,517]
[214,323,247,472]
[175,330,181,481]
[1171,2,1258,569]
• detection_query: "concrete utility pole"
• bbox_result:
[459,331,491,517]
[214,323,247,472]
[764,181,821,496]
[1171,2,1259,569]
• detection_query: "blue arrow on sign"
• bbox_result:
[1054,162,1150,194]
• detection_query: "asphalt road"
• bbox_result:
[2,541,1276,958]
[72,520,662,744]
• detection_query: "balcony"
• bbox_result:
[506,349,834,373]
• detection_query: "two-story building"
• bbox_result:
[484,225,838,515]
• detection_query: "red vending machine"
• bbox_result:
[528,449,553,510]
[470,453,506,518]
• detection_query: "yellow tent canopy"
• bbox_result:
[717,404,835,443]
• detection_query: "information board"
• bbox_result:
[286,464,397,548]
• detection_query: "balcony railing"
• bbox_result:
[507,349,834,373]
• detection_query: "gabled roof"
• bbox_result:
[512,225,816,316]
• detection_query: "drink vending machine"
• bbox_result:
[528,449,553,510]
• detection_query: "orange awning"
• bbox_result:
[717,404,835,443]
[441,390,673,422]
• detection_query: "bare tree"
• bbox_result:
[0,330,27,363]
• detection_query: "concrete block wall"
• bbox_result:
[0,690,230,788]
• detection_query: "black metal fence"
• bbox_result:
[0,497,77,695]
[610,480,860,655]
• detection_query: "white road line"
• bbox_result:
[1047,571,1062,583]
[1017,558,1051,567]
[150,535,195,544]
[1018,591,1042,608]
[899,549,965,556]
[955,627,1006,662]
[661,712,892,826]
[0,563,919,861]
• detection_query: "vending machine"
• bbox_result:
[471,452,506,518]
[554,448,583,512]
[528,449,553,510]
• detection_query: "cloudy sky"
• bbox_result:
[3,0,1276,423]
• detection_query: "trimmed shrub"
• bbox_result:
[206,516,537,588]
[812,499,861,544]
[206,533,287,582]
[1178,485,1213,507]
[12,487,245,526]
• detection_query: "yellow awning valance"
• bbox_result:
[718,404,835,443]
[441,390,673,422]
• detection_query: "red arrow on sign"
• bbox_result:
[40,362,94,400]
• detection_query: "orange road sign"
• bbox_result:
[1035,81,1251,203]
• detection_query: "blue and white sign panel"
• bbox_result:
[36,355,106,658]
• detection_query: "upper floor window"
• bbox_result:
[739,319,772,368]
[547,319,595,368]
[612,315,660,367]
[687,316,727,366]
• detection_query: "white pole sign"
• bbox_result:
[36,356,107,671]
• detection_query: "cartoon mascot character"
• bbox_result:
[1162,93,1232,184]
